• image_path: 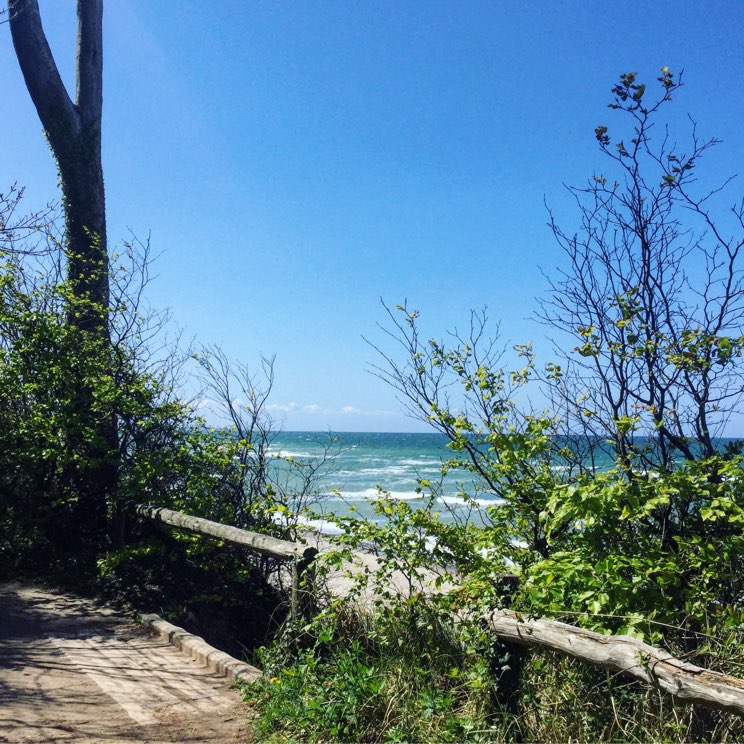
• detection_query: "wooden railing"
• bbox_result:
[135,504,317,618]
[487,609,744,716]
[134,504,744,716]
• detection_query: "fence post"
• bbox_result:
[289,547,318,620]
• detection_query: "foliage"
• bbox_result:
[246,600,501,743]
[540,68,744,472]
[0,240,120,574]
[521,456,744,639]
[247,70,744,743]
[0,191,330,610]
[359,313,744,650]
[248,478,744,741]
[249,628,744,742]
[368,303,563,562]
[515,649,744,743]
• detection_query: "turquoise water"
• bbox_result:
[270,431,456,523]
[269,431,554,525]
[268,432,742,527]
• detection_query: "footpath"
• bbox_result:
[0,583,251,743]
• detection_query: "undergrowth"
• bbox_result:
[244,605,744,743]
[244,603,505,743]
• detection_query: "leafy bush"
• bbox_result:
[246,601,500,743]
[520,457,744,640]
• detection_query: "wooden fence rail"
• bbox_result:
[134,504,317,618]
[486,608,744,717]
[134,504,744,716]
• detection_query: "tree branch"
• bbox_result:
[8,0,80,144]
[75,0,103,129]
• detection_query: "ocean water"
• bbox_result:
[270,431,457,523]
[268,431,531,525]
[267,431,743,527]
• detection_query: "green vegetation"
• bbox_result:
[0,193,332,651]
[246,70,744,741]
[245,465,744,741]
[2,69,744,741]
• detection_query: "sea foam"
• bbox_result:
[334,488,423,502]
[438,495,503,509]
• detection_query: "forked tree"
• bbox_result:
[9,0,109,333]
[7,0,117,554]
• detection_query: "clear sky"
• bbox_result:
[2,1,744,432]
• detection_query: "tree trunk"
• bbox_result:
[9,0,109,331]
[9,0,117,559]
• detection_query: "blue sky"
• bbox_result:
[2,1,744,432]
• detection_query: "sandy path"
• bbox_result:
[0,584,251,743]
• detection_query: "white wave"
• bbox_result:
[400,458,439,466]
[438,495,503,509]
[356,465,412,476]
[269,449,314,459]
[269,510,344,537]
[387,491,423,501]
[333,465,435,479]
[334,488,422,501]
[295,514,345,536]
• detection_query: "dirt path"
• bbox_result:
[0,584,252,743]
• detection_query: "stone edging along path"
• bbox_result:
[139,612,261,684]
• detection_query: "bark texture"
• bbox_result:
[136,504,317,561]
[9,0,116,556]
[486,608,744,717]
[9,0,108,330]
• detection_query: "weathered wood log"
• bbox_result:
[135,504,318,563]
[486,608,744,717]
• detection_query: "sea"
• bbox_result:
[267,431,591,528]
[267,431,742,530]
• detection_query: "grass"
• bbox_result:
[242,601,744,743]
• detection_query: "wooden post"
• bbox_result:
[135,504,304,558]
[290,547,318,620]
[290,560,299,619]
[134,504,319,621]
